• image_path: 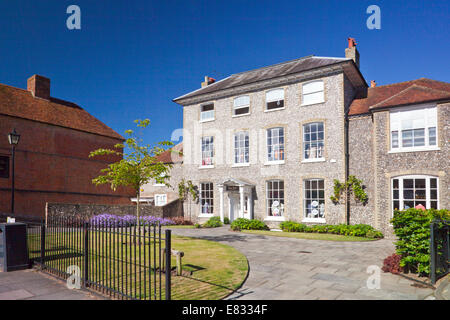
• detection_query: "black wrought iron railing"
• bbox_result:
[430,219,449,284]
[11,216,171,300]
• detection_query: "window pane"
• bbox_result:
[430,178,437,188]
[266,89,284,102]
[266,180,284,216]
[403,179,413,188]
[304,179,324,219]
[393,179,399,189]
[267,100,284,110]
[303,81,324,94]
[415,179,426,189]
[391,131,399,148]
[200,183,214,214]
[430,189,437,200]
[234,95,250,107]
[429,127,436,145]
[234,106,249,115]
[303,92,324,105]
[303,122,324,160]
[430,201,438,209]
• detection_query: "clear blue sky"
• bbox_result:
[0,0,448,147]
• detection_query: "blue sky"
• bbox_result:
[0,0,448,147]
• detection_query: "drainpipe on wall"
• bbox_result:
[344,109,350,225]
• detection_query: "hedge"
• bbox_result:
[230,218,269,231]
[391,208,450,275]
[279,221,384,239]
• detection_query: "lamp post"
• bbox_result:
[8,129,20,214]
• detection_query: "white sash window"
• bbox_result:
[302,81,324,106]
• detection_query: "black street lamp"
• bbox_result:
[8,129,20,214]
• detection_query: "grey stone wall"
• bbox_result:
[45,201,183,221]
[181,72,349,225]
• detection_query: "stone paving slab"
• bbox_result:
[168,226,434,300]
[0,269,100,300]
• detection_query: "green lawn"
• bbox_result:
[27,229,247,300]
[239,229,377,242]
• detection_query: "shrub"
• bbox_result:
[391,208,450,275]
[231,218,269,231]
[203,216,222,228]
[279,221,383,238]
[169,216,194,225]
[223,217,230,225]
[382,253,403,274]
[194,223,201,228]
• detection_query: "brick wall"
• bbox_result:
[0,115,134,217]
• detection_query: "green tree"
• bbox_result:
[89,119,174,225]
[178,179,198,222]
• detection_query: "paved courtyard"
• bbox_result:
[0,269,100,300]
[169,226,435,300]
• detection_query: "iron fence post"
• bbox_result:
[84,222,89,288]
[40,221,45,267]
[430,221,436,284]
[165,229,171,300]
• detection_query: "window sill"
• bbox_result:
[388,147,440,154]
[232,163,250,168]
[199,165,214,169]
[199,214,214,218]
[264,107,285,113]
[153,184,166,187]
[264,216,285,222]
[302,218,326,224]
[301,158,326,163]
[301,100,325,107]
[232,113,250,118]
[264,160,285,166]
[199,119,215,124]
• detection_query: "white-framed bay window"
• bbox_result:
[390,105,437,152]
[234,131,249,165]
[201,136,214,167]
[266,180,284,217]
[302,80,324,106]
[200,103,215,122]
[303,122,325,161]
[392,175,439,213]
[266,127,285,163]
[200,182,214,215]
[303,179,325,222]
[233,95,250,116]
[265,88,285,111]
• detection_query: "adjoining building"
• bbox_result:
[0,75,133,218]
[145,39,449,236]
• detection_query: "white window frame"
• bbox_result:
[303,179,326,223]
[302,80,324,106]
[199,182,214,216]
[303,122,325,161]
[391,175,439,216]
[265,88,285,112]
[200,103,215,122]
[233,95,250,117]
[154,194,167,206]
[200,136,214,168]
[265,180,285,219]
[389,104,438,153]
[266,127,285,164]
[233,131,249,165]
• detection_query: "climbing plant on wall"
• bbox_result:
[330,175,368,205]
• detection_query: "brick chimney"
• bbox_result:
[201,76,216,88]
[370,80,377,88]
[27,75,50,99]
[345,38,360,69]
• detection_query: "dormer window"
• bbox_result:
[200,103,214,122]
[302,80,324,105]
[266,88,284,111]
[233,95,250,116]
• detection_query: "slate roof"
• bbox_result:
[0,82,123,140]
[349,78,450,116]
[174,56,355,102]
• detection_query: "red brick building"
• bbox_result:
[0,75,133,218]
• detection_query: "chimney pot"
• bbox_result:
[201,76,216,88]
[370,80,377,88]
[27,75,50,99]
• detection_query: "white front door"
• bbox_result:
[229,193,241,222]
